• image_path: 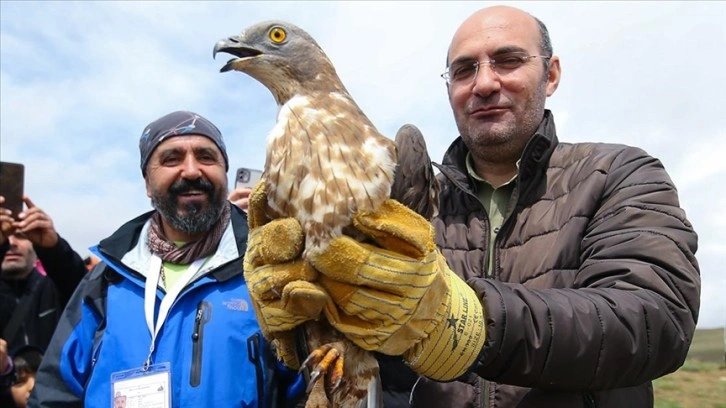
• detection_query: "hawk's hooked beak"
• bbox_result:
[213,36,262,73]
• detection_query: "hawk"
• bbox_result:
[214,20,438,408]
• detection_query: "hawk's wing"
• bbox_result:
[391,124,440,220]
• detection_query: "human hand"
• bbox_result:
[14,197,59,248]
[0,338,10,374]
[0,196,17,244]
[309,199,487,381]
[243,181,328,368]
[228,186,253,212]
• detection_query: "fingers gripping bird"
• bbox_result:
[214,21,438,407]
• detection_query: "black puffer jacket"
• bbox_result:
[410,111,700,407]
[0,236,86,353]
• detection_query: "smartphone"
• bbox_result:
[0,161,25,217]
[235,167,263,190]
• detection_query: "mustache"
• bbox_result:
[467,100,497,113]
[466,94,509,113]
[168,178,215,195]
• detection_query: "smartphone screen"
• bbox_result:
[235,167,263,190]
[0,161,25,217]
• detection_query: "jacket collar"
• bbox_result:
[440,110,559,200]
[94,203,249,282]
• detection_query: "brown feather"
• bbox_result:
[391,124,440,219]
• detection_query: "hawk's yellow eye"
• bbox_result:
[269,27,287,43]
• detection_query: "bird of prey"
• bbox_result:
[214,21,438,408]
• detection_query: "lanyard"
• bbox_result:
[143,255,206,369]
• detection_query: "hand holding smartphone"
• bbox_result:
[0,161,24,217]
[235,167,263,190]
[230,167,262,212]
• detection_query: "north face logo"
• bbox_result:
[223,298,249,311]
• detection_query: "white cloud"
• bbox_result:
[1,1,723,329]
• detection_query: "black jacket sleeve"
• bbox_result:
[33,235,86,308]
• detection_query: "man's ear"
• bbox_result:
[145,176,152,199]
[546,55,561,96]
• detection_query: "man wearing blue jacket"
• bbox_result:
[29,111,303,407]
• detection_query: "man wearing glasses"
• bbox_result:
[244,5,700,407]
[406,5,699,406]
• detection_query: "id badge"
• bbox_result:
[111,362,172,408]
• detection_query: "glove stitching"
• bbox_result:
[357,266,438,285]
[405,306,448,368]
[246,266,284,299]
[262,312,306,330]
[347,299,412,323]
[349,293,417,310]
[364,247,438,264]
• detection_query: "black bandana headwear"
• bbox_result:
[139,110,229,176]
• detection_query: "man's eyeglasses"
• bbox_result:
[441,53,551,85]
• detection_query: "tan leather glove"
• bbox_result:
[243,181,329,368]
[309,199,487,381]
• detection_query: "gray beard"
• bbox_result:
[151,189,227,236]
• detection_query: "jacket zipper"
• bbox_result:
[481,377,489,408]
[247,333,265,408]
[190,301,211,387]
[583,392,596,407]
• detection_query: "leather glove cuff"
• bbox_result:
[404,259,486,381]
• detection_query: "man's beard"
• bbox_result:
[1,263,32,280]
[150,178,228,236]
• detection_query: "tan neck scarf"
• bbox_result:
[147,204,231,265]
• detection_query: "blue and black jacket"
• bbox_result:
[29,204,303,407]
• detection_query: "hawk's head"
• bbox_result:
[214,20,345,104]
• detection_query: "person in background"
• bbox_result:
[83,256,100,272]
[30,110,303,407]
[228,186,252,212]
[0,196,86,354]
[9,345,42,408]
[0,337,14,407]
[1,338,42,408]
[243,5,700,407]
[33,261,45,277]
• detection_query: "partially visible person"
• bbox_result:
[83,255,100,272]
[228,186,252,212]
[0,338,42,408]
[0,196,86,354]
[30,110,303,407]
[0,337,14,407]
[9,345,42,408]
[33,261,45,277]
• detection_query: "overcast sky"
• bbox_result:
[1,1,723,329]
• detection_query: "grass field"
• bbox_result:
[654,328,725,408]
